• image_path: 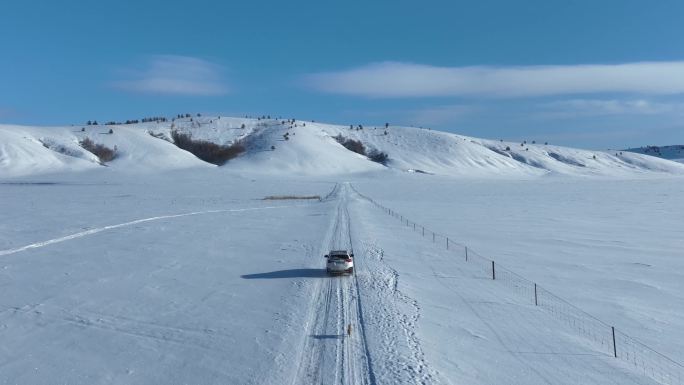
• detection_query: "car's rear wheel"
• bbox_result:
[347,267,353,274]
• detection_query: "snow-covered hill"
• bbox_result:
[2,117,684,177]
[625,145,684,164]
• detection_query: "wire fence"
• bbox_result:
[349,183,684,385]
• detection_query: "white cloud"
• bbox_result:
[112,55,228,96]
[305,61,684,98]
[538,99,684,119]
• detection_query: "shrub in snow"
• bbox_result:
[40,138,87,159]
[108,128,113,134]
[79,137,117,163]
[148,131,172,142]
[334,134,388,165]
[367,149,389,165]
[170,131,244,165]
[334,135,365,155]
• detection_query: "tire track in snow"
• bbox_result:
[350,252,378,385]
[0,204,307,257]
[291,184,374,385]
[340,187,376,385]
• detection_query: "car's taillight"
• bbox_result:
[345,258,352,262]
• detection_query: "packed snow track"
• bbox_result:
[293,185,375,385]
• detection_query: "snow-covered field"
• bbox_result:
[1,118,683,384]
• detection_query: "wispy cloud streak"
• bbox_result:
[537,99,684,119]
[112,55,228,96]
[305,61,684,98]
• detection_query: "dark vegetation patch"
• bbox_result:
[79,138,117,163]
[367,149,389,165]
[148,131,171,142]
[334,135,365,155]
[171,131,245,165]
[333,134,389,165]
[40,139,84,158]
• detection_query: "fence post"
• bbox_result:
[491,261,496,280]
[612,327,617,358]
[465,246,468,261]
[432,233,435,242]
[422,226,424,236]
[413,223,416,231]
[446,237,449,250]
[534,283,538,306]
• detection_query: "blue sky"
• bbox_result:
[1,0,683,149]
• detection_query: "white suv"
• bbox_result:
[325,250,354,274]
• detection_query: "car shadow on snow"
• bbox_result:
[240,268,327,279]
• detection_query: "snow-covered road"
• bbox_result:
[292,185,374,385]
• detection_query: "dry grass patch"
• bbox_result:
[262,195,322,201]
